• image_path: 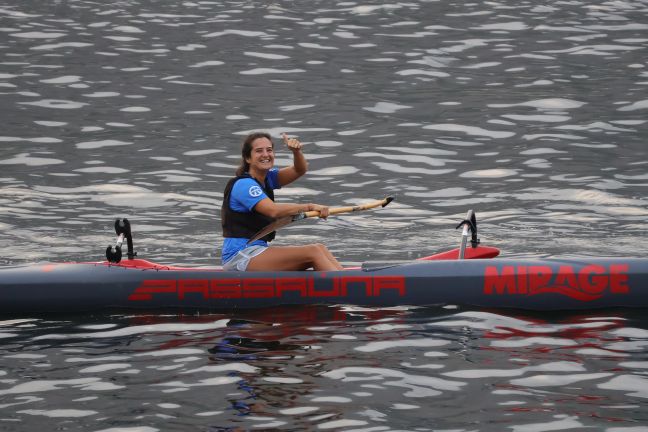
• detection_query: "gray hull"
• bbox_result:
[1,257,647,314]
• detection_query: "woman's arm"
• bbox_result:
[254,198,329,219]
[278,133,309,186]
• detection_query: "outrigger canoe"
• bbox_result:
[1,211,647,313]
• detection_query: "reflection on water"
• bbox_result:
[1,307,648,430]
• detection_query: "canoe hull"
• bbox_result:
[1,257,647,313]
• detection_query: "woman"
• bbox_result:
[221,132,343,271]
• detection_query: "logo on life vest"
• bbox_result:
[483,264,629,301]
[248,185,263,197]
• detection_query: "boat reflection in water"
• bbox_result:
[1,305,646,429]
[84,305,647,429]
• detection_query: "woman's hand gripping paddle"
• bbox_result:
[246,196,394,245]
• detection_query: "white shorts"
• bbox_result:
[222,245,268,271]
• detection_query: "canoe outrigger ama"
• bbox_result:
[1,211,647,314]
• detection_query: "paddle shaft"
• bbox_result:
[246,196,393,244]
[300,197,393,219]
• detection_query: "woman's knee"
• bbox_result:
[308,243,328,255]
[297,244,325,261]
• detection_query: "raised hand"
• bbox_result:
[282,132,302,152]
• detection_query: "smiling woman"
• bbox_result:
[220,132,343,272]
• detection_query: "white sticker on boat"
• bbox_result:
[248,185,263,197]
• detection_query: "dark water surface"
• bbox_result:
[2,309,648,430]
[1,0,648,430]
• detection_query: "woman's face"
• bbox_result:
[246,137,274,172]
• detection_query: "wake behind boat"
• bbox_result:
[1,211,647,314]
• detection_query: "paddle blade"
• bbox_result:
[246,213,303,245]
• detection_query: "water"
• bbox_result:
[2,309,648,430]
[1,0,648,430]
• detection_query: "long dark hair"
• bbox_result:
[236,132,273,176]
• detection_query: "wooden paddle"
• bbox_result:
[247,196,394,245]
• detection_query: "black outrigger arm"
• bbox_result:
[106,218,137,263]
[455,209,480,260]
